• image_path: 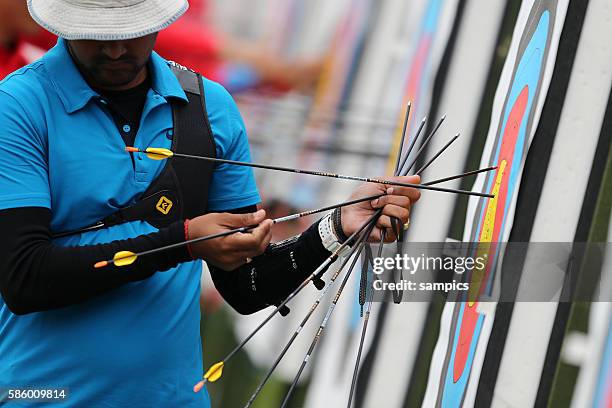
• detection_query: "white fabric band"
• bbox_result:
[318,213,352,258]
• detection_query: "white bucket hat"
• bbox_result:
[27,0,189,41]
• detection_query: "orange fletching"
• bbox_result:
[94,261,108,269]
[125,147,139,153]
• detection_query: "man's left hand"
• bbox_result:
[340,175,421,243]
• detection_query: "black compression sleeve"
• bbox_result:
[0,207,191,315]
[209,219,331,315]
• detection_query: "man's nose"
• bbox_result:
[100,41,127,60]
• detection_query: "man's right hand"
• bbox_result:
[187,209,273,271]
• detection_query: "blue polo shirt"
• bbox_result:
[0,39,260,407]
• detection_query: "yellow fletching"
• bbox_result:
[204,362,224,383]
[145,147,174,161]
[113,251,137,267]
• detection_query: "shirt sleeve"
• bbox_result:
[0,207,192,315]
[0,90,51,210]
[209,219,332,315]
[203,78,261,211]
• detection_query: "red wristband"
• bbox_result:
[184,219,195,260]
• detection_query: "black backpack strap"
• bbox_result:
[170,61,201,94]
[52,63,217,238]
[168,62,217,220]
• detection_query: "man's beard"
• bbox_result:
[88,59,145,88]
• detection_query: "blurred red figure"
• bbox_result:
[0,0,49,79]
[155,0,220,78]
[156,0,323,92]
[1,0,322,91]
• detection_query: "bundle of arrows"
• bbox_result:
[93,102,495,407]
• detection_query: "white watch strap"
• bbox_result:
[319,213,352,257]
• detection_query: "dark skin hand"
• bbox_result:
[341,175,421,243]
[188,210,273,271]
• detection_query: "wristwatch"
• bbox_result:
[318,213,353,258]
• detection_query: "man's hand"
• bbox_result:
[340,175,421,243]
[187,210,273,271]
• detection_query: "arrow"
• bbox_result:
[393,102,412,175]
[94,251,138,269]
[416,133,460,175]
[125,146,494,198]
[244,228,371,407]
[346,232,386,407]
[279,221,380,408]
[93,163,496,270]
[279,101,415,406]
[423,166,498,186]
[93,227,253,269]
[93,193,387,269]
[397,116,427,174]
[193,211,381,391]
[218,106,478,404]
[400,114,446,175]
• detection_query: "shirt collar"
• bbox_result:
[148,51,188,103]
[43,38,188,114]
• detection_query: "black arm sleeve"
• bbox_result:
[209,218,332,315]
[0,207,192,315]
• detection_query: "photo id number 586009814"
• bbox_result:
[0,387,69,402]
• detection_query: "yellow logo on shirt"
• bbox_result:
[155,196,173,215]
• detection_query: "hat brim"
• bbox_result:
[27,0,188,41]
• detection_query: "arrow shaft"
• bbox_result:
[423,166,498,186]
[402,115,446,175]
[346,232,386,406]
[393,103,412,175]
[343,134,426,405]
[136,226,251,260]
[203,211,380,382]
[109,166,496,268]
[223,257,333,365]
[416,134,460,176]
[245,235,368,408]
[273,193,384,223]
[346,286,376,407]
[107,193,385,266]
[397,117,427,174]
[244,306,318,408]
[280,218,379,408]
[148,150,492,198]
